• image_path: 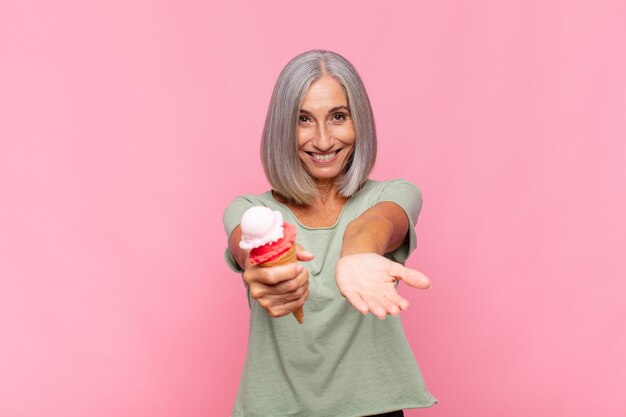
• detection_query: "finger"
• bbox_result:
[368,301,388,320]
[341,288,369,315]
[376,284,402,315]
[258,268,309,299]
[379,294,400,316]
[271,273,307,294]
[295,288,309,306]
[266,289,310,318]
[266,305,290,318]
[272,280,309,303]
[257,263,301,285]
[270,263,309,294]
[361,293,387,320]
[389,263,431,289]
[249,283,269,300]
[284,287,309,306]
[250,274,301,297]
[379,289,409,315]
[383,290,410,311]
[295,243,315,261]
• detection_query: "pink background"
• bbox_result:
[1,1,625,416]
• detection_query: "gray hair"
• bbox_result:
[261,49,377,206]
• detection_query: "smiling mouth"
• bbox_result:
[307,149,341,162]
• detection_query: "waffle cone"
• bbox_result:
[258,244,297,267]
[259,244,304,324]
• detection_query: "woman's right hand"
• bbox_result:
[242,244,314,318]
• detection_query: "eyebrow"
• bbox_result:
[299,105,350,115]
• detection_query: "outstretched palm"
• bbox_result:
[335,253,431,319]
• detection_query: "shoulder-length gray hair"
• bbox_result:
[261,49,377,206]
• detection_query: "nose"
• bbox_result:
[312,124,332,152]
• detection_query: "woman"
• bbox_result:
[223,50,437,417]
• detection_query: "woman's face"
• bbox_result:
[297,76,356,182]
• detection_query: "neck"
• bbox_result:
[273,178,347,208]
[311,178,344,206]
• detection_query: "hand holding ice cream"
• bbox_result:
[239,206,311,323]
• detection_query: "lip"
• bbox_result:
[306,149,342,164]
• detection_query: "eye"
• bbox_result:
[299,115,310,123]
[332,113,347,121]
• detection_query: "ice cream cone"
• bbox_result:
[239,207,304,324]
[259,244,304,324]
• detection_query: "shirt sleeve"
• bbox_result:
[376,179,423,264]
[222,195,256,273]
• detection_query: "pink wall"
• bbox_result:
[1,1,625,416]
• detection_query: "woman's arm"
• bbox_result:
[336,201,431,319]
[228,225,249,271]
[340,201,409,257]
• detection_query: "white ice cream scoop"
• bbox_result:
[239,206,285,250]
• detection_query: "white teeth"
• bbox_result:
[312,151,338,161]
